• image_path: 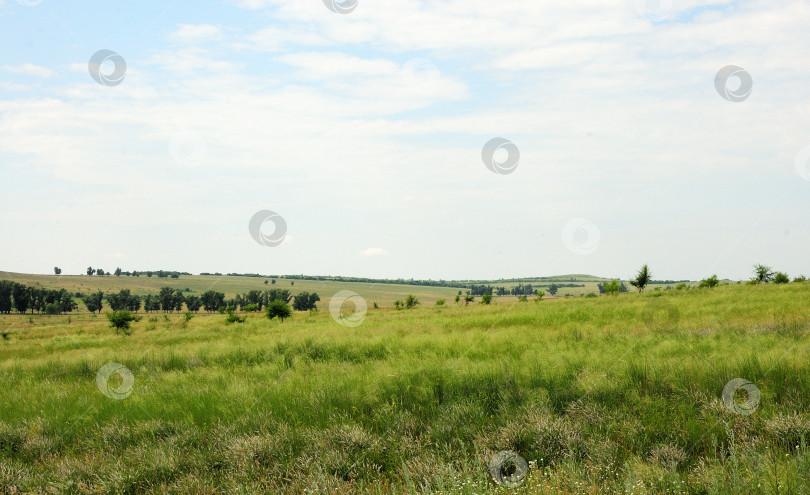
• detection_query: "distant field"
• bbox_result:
[1,282,809,493]
[0,271,466,309]
[0,271,710,307]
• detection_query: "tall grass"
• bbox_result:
[1,283,810,493]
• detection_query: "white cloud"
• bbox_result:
[3,63,57,78]
[361,248,389,257]
[170,24,224,43]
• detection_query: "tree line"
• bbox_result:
[0,281,320,315]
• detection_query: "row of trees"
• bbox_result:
[80,267,186,278]
[0,281,77,315]
[0,281,321,316]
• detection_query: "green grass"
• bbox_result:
[1,282,810,493]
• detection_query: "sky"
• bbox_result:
[0,0,809,282]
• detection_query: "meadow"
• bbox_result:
[1,280,809,494]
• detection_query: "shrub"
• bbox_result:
[481,293,493,305]
[242,304,259,312]
[265,300,293,322]
[44,303,61,315]
[585,293,598,298]
[698,275,719,288]
[518,295,528,302]
[435,299,446,306]
[603,280,621,295]
[394,300,404,310]
[225,307,246,324]
[675,283,689,290]
[405,295,420,309]
[535,290,545,302]
[794,275,807,283]
[774,272,790,284]
[107,310,141,335]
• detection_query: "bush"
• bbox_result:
[405,295,420,309]
[435,299,445,306]
[481,293,493,305]
[676,283,689,290]
[794,275,807,283]
[44,303,61,315]
[774,272,790,284]
[698,275,719,288]
[603,280,621,295]
[242,304,259,312]
[265,300,293,322]
[225,307,246,324]
[107,310,141,335]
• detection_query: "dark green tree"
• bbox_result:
[629,264,652,293]
[265,300,293,322]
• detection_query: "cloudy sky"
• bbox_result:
[1,0,808,281]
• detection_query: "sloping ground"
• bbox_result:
[1,282,809,493]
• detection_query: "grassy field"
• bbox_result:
[0,272,467,309]
[1,281,810,494]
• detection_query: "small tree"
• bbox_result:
[698,275,719,288]
[547,284,559,296]
[603,280,621,295]
[84,291,104,314]
[629,265,652,293]
[86,266,94,276]
[481,293,493,305]
[394,300,404,310]
[753,264,774,284]
[265,300,293,322]
[454,294,461,306]
[225,306,246,324]
[107,310,140,335]
[464,295,475,306]
[114,267,122,277]
[534,290,545,302]
[53,267,61,275]
[773,272,790,284]
[404,295,420,309]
